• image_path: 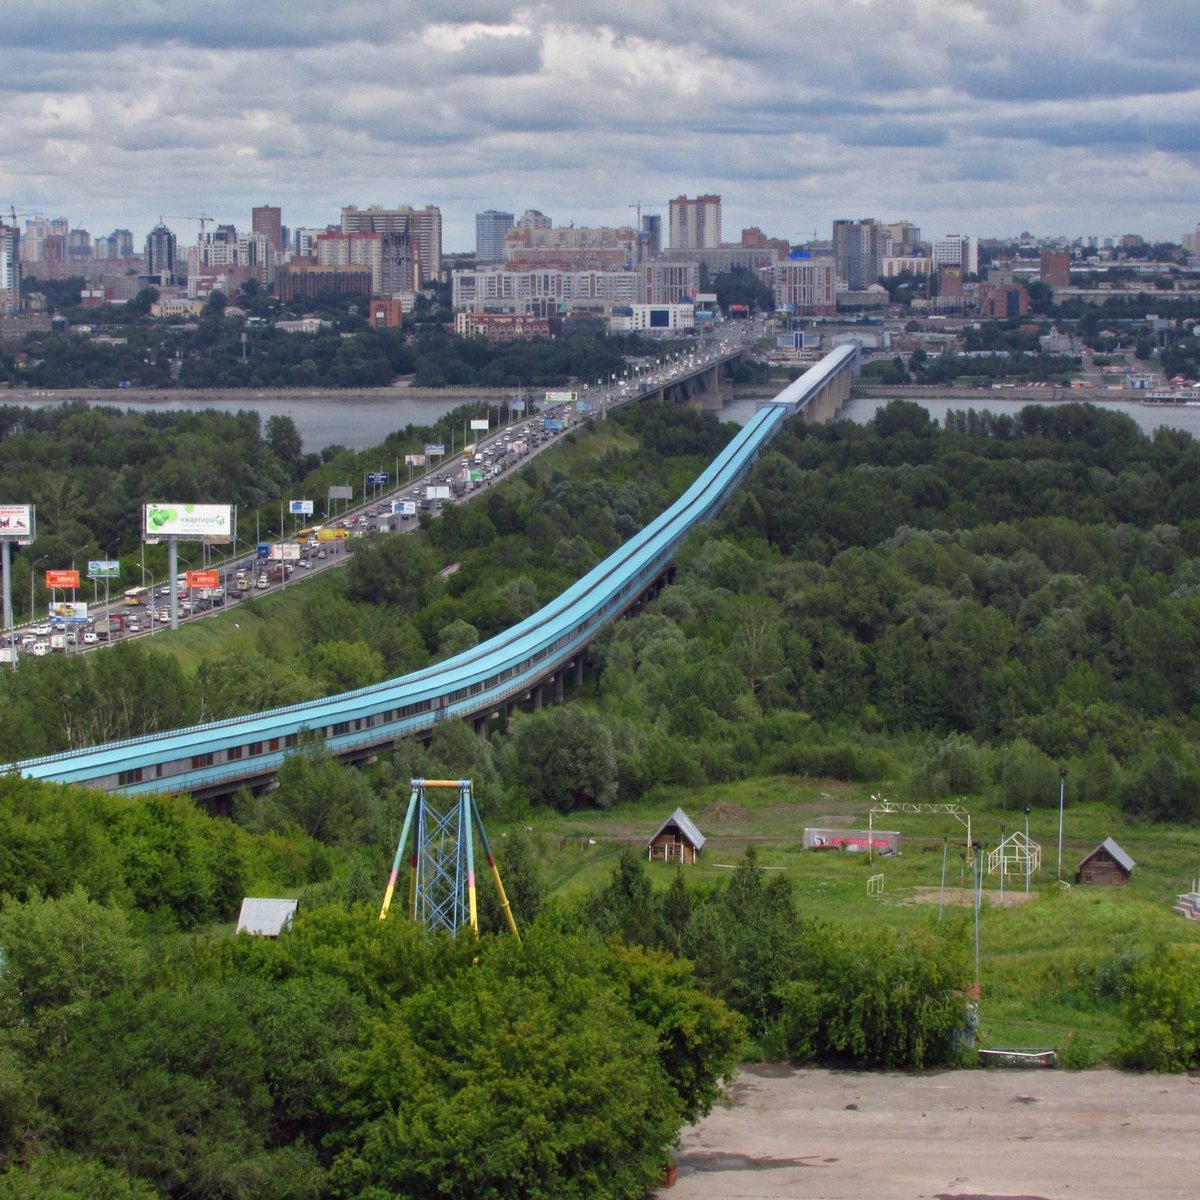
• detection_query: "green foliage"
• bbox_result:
[1118,946,1200,1070]
[327,924,689,1200]
[774,924,971,1067]
[0,888,145,1057]
[507,707,619,811]
[0,1151,157,1200]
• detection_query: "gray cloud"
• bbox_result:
[3,0,1200,248]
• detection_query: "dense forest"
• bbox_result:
[4,397,1200,1194]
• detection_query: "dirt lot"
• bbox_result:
[660,1066,1198,1199]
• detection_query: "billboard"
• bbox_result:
[269,543,301,561]
[328,485,353,501]
[366,472,389,486]
[45,569,80,589]
[143,503,233,541]
[52,601,88,619]
[512,400,526,411]
[0,504,34,542]
[404,454,426,467]
[544,419,565,431]
[289,500,314,516]
[186,569,221,590]
[470,419,489,431]
[424,443,445,456]
[426,485,451,500]
[391,501,417,516]
[87,559,121,579]
[316,528,348,541]
[544,391,577,404]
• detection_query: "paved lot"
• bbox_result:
[660,1066,1198,1200]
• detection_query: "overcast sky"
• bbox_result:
[4,0,1200,252]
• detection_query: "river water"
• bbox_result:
[9,390,1200,454]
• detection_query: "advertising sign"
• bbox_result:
[391,501,417,516]
[87,559,121,579]
[404,454,426,467]
[52,601,88,619]
[143,503,233,541]
[186,570,220,590]
[366,472,389,486]
[0,504,35,542]
[426,486,451,500]
[45,569,80,589]
[424,443,445,456]
[327,485,353,501]
[316,528,348,542]
[544,391,577,404]
[269,544,301,562]
[512,400,526,411]
[544,419,565,431]
[469,419,489,431]
[289,500,314,516]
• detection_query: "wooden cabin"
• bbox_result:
[647,808,705,865]
[1075,838,1134,886]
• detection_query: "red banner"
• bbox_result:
[45,569,80,589]
[186,570,220,590]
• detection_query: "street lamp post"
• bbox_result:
[1056,767,1068,881]
[30,554,48,625]
[1025,806,1032,894]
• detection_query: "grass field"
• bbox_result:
[493,775,1200,1059]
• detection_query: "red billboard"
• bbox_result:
[186,570,221,590]
[45,569,80,589]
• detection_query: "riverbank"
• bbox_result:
[660,1065,1197,1199]
[1,383,519,404]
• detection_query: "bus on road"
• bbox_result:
[122,586,152,606]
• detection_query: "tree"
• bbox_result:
[508,708,618,811]
[0,888,145,1057]
[265,414,304,470]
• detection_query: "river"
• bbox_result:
[8,389,1200,455]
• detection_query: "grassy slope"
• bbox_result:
[494,775,1200,1057]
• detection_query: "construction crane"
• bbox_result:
[158,213,216,240]
[4,205,44,228]
[625,201,669,266]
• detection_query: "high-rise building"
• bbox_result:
[94,229,135,259]
[0,223,20,312]
[251,205,283,255]
[932,234,978,277]
[832,219,885,289]
[773,256,836,314]
[518,209,552,231]
[642,214,662,259]
[341,205,441,282]
[475,210,514,262]
[144,223,178,284]
[67,229,92,263]
[669,195,721,250]
[1039,249,1071,288]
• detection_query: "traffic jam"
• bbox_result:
[1,404,579,663]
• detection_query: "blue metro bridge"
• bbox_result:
[4,346,858,802]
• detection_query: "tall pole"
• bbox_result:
[1057,767,1068,881]
[1025,806,1031,893]
[2,540,13,671]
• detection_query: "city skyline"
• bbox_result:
[4,1,1199,251]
